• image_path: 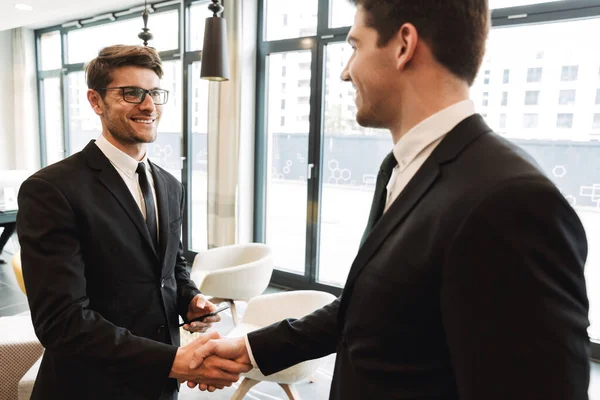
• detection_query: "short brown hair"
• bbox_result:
[349,0,489,86]
[85,45,163,92]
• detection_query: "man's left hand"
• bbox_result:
[183,294,221,333]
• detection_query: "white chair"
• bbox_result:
[227,290,337,400]
[191,243,273,326]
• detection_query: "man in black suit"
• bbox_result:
[188,1,590,399]
[17,45,249,399]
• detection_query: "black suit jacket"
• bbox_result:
[17,141,200,399]
[248,115,590,399]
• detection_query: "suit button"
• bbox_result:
[157,324,165,334]
[160,279,165,288]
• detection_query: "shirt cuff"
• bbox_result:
[244,334,260,370]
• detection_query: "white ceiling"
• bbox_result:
[0,0,150,32]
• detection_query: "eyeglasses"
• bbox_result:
[97,86,169,105]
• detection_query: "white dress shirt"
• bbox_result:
[384,100,476,212]
[94,135,159,232]
[243,100,476,371]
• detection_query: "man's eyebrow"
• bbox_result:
[347,35,359,45]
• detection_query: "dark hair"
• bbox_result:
[348,0,489,86]
[85,45,163,92]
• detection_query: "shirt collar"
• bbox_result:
[95,134,149,178]
[392,99,476,171]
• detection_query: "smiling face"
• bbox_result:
[88,66,163,155]
[341,6,398,129]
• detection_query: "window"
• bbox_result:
[482,92,489,107]
[40,31,61,71]
[330,0,356,28]
[264,51,312,275]
[596,89,600,105]
[41,78,64,165]
[526,67,543,83]
[66,11,179,64]
[503,69,510,84]
[501,91,509,106]
[593,114,600,130]
[523,113,538,128]
[484,70,490,85]
[561,65,579,82]
[265,1,318,40]
[524,90,540,105]
[558,90,576,106]
[556,113,574,128]
[499,114,507,129]
[189,1,215,51]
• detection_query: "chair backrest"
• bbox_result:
[12,250,26,295]
[192,243,272,272]
[191,243,274,300]
[242,290,337,328]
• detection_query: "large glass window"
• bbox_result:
[189,1,213,51]
[67,71,99,153]
[264,51,312,275]
[67,11,179,64]
[264,1,318,41]
[41,78,64,165]
[190,62,209,251]
[40,31,61,71]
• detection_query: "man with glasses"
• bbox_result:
[16,45,250,400]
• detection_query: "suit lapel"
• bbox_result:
[149,161,170,268]
[339,114,492,320]
[346,160,440,287]
[82,141,159,259]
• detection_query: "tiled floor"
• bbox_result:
[2,232,600,399]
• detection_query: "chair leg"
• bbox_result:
[279,383,301,400]
[231,377,260,400]
[228,300,240,326]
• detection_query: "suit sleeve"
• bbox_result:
[174,182,201,319]
[247,297,341,375]
[441,178,589,400]
[17,177,177,398]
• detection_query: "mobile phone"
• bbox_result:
[178,304,230,327]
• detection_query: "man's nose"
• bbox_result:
[340,64,351,82]
[139,93,156,111]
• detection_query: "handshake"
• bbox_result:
[169,331,252,392]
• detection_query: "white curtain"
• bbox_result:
[206,0,257,248]
[12,27,40,171]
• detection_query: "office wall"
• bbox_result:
[0,29,15,169]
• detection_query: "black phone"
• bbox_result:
[178,304,230,327]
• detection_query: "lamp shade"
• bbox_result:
[200,16,229,81]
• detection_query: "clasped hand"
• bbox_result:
[170,331,252,392]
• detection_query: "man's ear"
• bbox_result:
[87,89,104,116]
[393,23,418,71]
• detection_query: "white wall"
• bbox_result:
[0,29,15,169]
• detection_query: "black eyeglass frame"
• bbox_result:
[96,86,170,105]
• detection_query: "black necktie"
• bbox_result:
[360,152,398,246]
[136,162,158,250]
